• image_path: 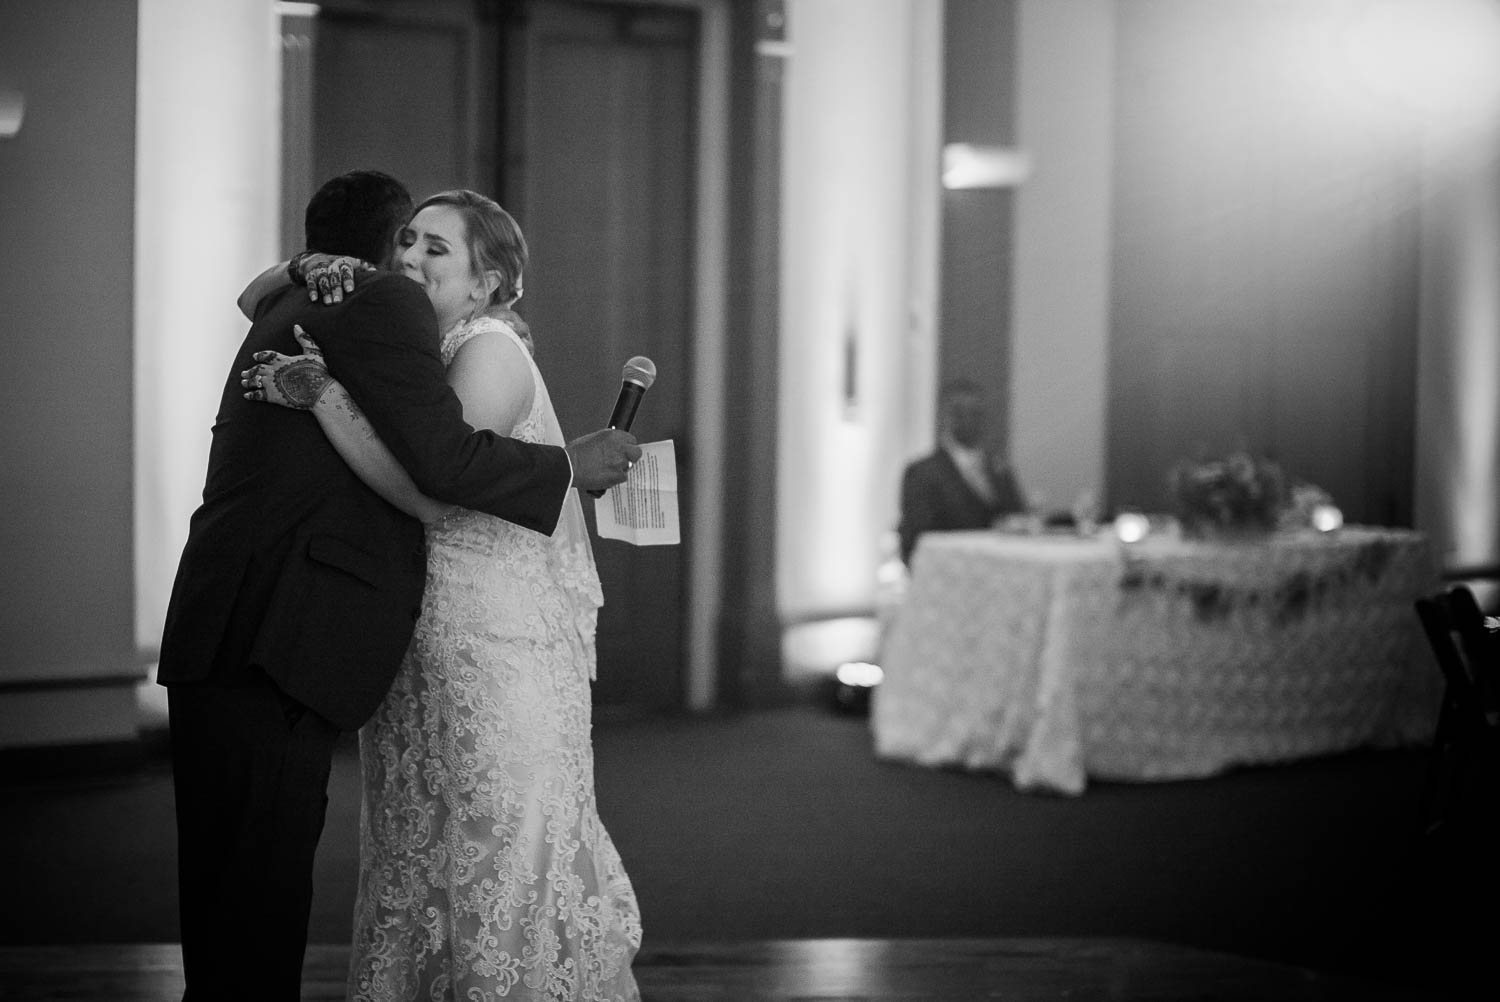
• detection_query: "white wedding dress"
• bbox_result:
[347,317,642,1001]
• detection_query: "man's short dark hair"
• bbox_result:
[303,170,413,264]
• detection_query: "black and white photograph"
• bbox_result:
[1,1,1497,999]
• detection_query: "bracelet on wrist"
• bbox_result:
[287,251,316,286]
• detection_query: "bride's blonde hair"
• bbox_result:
[414,189,527,308]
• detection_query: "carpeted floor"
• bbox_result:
[0,703,1476,994]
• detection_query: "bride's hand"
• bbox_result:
[242,324,334,409]
[291,252,372,304]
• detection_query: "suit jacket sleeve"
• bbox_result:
[897,461,938,565]
[314,275,571,535]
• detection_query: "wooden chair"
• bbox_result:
[1409,585,1497,1002]
[1413,585,1497,842]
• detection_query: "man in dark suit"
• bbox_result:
[897,378,1026,564]
[156,170,640,1001]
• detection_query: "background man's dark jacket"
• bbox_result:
[897,449,1023,565]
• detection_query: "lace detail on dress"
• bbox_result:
[349,315,640,1001]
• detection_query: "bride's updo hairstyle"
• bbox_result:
[413,189,528,307]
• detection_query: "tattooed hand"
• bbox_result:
[242,324,333,410]
[299,253,371,304]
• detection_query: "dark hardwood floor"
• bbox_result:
[0,937,1454,1002]
[4,704,1489,1000]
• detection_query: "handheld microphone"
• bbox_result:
[609,356,657,430]
[588,356,656,498]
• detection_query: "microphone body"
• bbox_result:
[609,380,647,431]
[588,356,657,498]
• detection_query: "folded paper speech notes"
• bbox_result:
[594,440,679,546]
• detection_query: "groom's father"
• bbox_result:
[157,170,640,1002]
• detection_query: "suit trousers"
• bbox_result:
[168,676,340,1002]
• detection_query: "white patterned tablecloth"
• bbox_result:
[871,527,1442,794]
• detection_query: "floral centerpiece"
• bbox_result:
[1167,450,1288,539]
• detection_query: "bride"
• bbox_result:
[242,189,641,1000]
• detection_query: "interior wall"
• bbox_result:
[134,0,282,661]
[1106,0,1421,524]
[938,0,1017,455]
[776,0,941,672]
[716,0,788,705]
[1416,109,1500,586]
[0,0,139,745]
[1009,0,1114,518]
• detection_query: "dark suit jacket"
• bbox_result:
[897,448,1024,564]
[157,273,572,730]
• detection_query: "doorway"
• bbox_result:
[290,0,704,715]
[501,1,698,715]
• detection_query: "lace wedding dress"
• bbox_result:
[348,317,642,1001]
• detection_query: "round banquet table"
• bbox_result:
[872,527,1443,794]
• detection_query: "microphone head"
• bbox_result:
[622,355,657,390]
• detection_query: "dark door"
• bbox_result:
[310,11,487,204]
[504,1,697,714]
